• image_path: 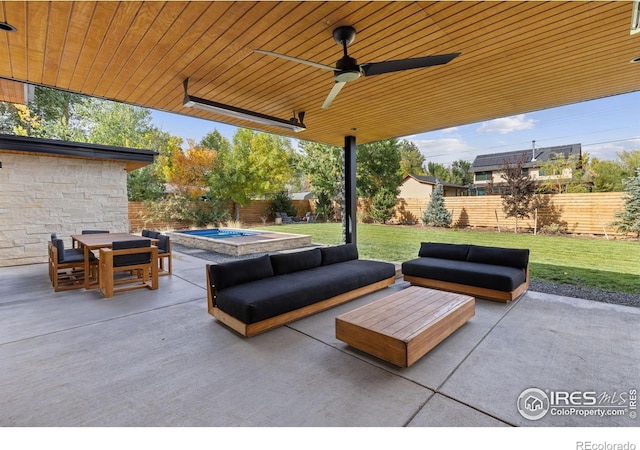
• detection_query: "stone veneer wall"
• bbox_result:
[0,152,130,267]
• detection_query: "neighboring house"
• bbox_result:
[0,134,155,267]
[395,174,466,224]
[289,191,315,201]
[469,143,582,195]
[399,174,467,199]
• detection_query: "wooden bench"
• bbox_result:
[336,286,475,367]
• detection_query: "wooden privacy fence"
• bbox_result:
[395,192,626,235]
[128,200,313,231]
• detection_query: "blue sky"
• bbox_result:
[151,90,640,166]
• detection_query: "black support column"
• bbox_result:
[343,135,357,245]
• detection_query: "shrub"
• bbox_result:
[314,191,335,222]
[369,188,397,224]
[143,194,229,228]
[270,191,296,217]
[422,183,451,227]
[539,223,566,235]
[613,168,640,238]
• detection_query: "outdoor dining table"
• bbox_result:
[70,233,154,289]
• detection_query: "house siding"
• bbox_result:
[0,152,130,266]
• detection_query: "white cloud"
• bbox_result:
[410,137,477,165]
[476,114,536,134]
[584,138,640,161]
[441,127,459,134]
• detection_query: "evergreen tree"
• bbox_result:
[422,183,451,227]
[313,191,334,222]
[613,168,640,238]
[270,191,296,217]
[369,188,397,224]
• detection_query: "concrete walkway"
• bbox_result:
[1,250,638,427]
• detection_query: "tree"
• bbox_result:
[1,86,87,140]
[270,190,296,217]
[162,141,217,198]
[537,152,583,193]
[449,159,473,185]
[399,139,426,177]
[613,169,640,238]
[422,182,451,227]
[209,128,294,219]
[618,150,640,178]
[369,188,397,224]
[296,140,343,202]
[356,138,402,199]
[200,129,231,153]
[590,158,625,192]
[426,161,450,181]
[127,165,165,201]
[81,100,156,148]
[314,191,335,222]
[501,155,537,233]
[28,87,86,140]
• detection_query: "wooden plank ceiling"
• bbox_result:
[0,78,26,104]
[0,1,639,147]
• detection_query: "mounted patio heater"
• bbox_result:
[182,78,306,132]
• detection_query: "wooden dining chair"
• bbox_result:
[98,240,158,298]
[157,234,172,276]
[48,238,98,291]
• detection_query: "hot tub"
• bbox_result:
[169,228,313,256]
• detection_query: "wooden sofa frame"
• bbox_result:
[403,267,529,303]
[206,264,395,337]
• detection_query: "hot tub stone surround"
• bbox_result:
[168,229,313,256]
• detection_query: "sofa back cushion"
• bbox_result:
[320,243,358,266]
[418,242,469,261]
[270,248,322,275]
[466,245,529,269]
[210,254,274,291]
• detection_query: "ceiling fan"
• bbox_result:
[255,26,460,109]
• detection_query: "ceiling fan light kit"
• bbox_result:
[256,25,461,109]
[182,78,306,132]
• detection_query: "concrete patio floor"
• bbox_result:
[1,249,639,430]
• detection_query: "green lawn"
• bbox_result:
[254,223,640,295]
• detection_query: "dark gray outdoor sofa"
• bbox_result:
[402,242,530,302]
[206,244,396,336]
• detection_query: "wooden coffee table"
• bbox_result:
[335,286,475,367]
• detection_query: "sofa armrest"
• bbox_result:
[206,264,217,313]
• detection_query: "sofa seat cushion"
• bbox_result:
[216,260,395,324]
[402,257,526,292]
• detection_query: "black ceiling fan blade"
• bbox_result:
[254,50,336,72]
[360,52,461,77]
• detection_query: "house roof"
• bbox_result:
[0,134,156,171]
[404,174,466,189]
[470,144,582,173]
[290,191,315,200]
[0,2,639,147]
